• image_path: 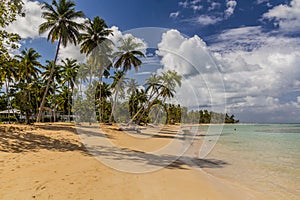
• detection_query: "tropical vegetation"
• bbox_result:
[0,0,239,125]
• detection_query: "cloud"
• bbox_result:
[209,26,300,122]
[169,11,180,18]
[225,0,237,18]
[208,2,221,11]
[59,44,85,63]
[177,0,237,26]
[195,15,222,25]
[263,0,300,32]
[156,28,300,123]
[108,26,147,53]
[156,30,226,112]
[5,0,45,39]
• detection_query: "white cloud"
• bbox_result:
[59,44,85,63]
[209,25,300,122]
[263,0,300,32]
[208,2,221,11]
[225,0,237,18]
[194,15,222,25]
[179,1,189,8]
[178,0,236,25]
[256,0,269,4]
[108,26,147,53]
[169,11,180,18]
[156,28,300,123]
[156,30,226,112]
[191,5,203,11]
[5,0,45,39]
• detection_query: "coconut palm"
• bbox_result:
[95,82,112,122]
[41,60,62,122]
[109,71,127,123]
[16,48,42,123]
[80,16,113,123]
[80,16,113,57]
[0,58,18,123]
[61,58,79,122]
[133,71,182,125]
[37,0,85,122]
[126,78,139,96]
[16,48,41,83]
[113,36,145,73]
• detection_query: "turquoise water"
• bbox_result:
[199,124,300,199]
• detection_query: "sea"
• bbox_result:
[198,124,300,199]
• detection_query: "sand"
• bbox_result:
[0,123,267,200]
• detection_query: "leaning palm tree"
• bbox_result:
[134,70,182,125]
[37,0,84,122]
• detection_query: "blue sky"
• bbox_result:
[5,0,300,123]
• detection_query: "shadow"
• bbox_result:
[0,125,87,153]
[0,124,229,170]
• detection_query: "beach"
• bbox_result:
[0,123,297,199]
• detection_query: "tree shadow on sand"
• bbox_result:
[0,124,229,170]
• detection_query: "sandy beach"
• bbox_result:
[0,123,269,200]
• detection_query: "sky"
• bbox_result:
[5,0,300,123]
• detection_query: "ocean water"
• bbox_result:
[199,124,300,199]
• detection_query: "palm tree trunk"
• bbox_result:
[68,82,71,122]
[109,90,118,123]
[5,80,10,124]
[37,36,62,122]
[53,81,56,122]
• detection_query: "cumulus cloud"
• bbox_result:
[156,30,226,112]
[209,25,300,122]
[156,28,300,123]
[5,0,45,39]
[263,0,300,32]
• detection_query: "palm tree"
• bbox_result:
[37,0,84,122]
[113,36,145,73]
[61,58,79,122]
[126,78,139,96]
[80,16,113,123]
[80,16,113,58]
[133,71,182,125]
[95,82,112,122]
[109,71,127,123]
[41,60,62,122]
[16,48,41,83]
[16,48,42,124]
[0,58,18,123]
